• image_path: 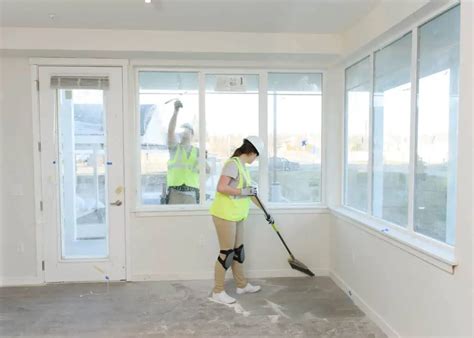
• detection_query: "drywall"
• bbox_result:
[0,54,332,284]
[341,0,430,56]
[330,1,473,336]
[0,56,39,284]
[0,55,4,279]
[129,212,330,281]
[2,27,342,56]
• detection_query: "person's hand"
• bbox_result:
[266,214,275,224]
[240,186,258,196]
[174,99,183,110]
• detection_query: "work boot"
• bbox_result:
[212,291,236,304]
[236,283,261,295]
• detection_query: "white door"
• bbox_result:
[38,66,126,282]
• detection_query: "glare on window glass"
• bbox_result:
[345,58,370,212]
[138,71,200,205]
[415,5,460,245]
[205,74,259,201]
[268,73,322,203]
[373,33,412,226]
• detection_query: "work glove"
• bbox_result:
[174,99,183,110]
[240,186,258,196]
[266,214,275,224]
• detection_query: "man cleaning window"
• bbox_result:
[166,99,204,204]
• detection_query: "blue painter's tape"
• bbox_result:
[107,161,113,165]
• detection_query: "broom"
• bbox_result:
[254,194,315,277]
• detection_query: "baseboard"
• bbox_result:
[0,276,44,287]
[131,267,329,282]
[329,270,399,338]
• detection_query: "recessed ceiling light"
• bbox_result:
[145,0,152,3]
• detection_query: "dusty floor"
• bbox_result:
[0,277,386,337]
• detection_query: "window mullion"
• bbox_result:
[408,28,419,233]
[367,53,375,215]
[198,72,206,205]
[258,71,269,204]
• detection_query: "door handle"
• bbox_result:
[110,200,122,206]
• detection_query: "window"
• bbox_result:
[137,70,324,208]
[415,6,460,245]
[373,33,412,226]
[344,58,371,212]
[268,73,322,203]
[138,71,199,205]
[205,74,259,201]
[343,5,460,245]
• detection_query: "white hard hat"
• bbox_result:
[244,136,264,156]
[180,123,194,135]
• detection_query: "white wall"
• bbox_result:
[0,54,333,284]
[330,1,473,336]
[0,56,39,284]
[130,212,330,281]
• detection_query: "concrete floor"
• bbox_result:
[0,277,386,337]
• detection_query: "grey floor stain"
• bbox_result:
[0,277,386,337]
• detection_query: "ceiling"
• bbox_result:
[0,0,380,34]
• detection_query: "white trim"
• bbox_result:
[367,54,374,214]
[258,71,269,202]
[133,206,329,218]
[130,268,329,282]
[320,72,327,205]
[135,65,327,74]
[329,270,400,338]
[198,72,206,205]
[130,59,330,70]
[30,65,45,283]
[0,277,44,287]
[29,58,129,67]
[123,62,133,282]
[133,68,142,209]
[407,28,419,232]
[331,207,456,273]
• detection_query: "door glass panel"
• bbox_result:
[58,89,108,259]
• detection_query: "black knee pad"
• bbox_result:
[233,244,245,263]
[218,249,235,270]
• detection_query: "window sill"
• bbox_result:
[132,204,329,217]
[330,207,457,274]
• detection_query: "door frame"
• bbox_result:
[30,58,131,283]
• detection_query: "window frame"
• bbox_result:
[133,67,326,212]
[341,3,461,265]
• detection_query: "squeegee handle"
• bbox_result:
[254,194,296,259]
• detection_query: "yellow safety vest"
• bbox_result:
[210,157,252,221]
[167,145,199,189]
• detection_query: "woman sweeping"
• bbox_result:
[209,136,273,304]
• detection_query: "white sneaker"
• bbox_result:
[212,291,236,304]
[236,283,261,295]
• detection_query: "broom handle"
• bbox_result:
[254,194,296,259]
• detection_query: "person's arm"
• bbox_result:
[216,175,241,196]
[167,100,183,147]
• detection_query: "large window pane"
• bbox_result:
[415,6,460,244]
[344,58,370,211]
[373,34,412,226]
[268,73,322,203]
[205,74,259,201]
[138,71,199,205]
